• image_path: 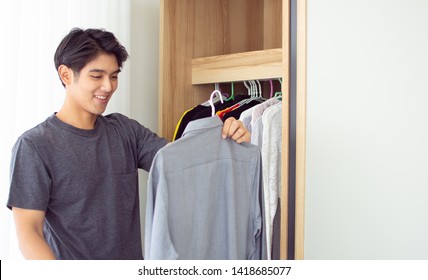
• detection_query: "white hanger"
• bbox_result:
[256,80,262,98]
[201,83,226,106]
[208,89,224,116]
[244,80,251,96]
[248,81,256,99]
[240,80,262,106]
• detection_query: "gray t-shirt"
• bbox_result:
[7,113,168,259]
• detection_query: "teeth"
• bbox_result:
[95,95,107,100]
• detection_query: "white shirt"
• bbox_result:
[261,102,283,259]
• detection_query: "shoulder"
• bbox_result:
[100,113,164,142]
[11,117,57,157]
[101,112,141,130]
[102,112,130,122]
[100,113,149,137]
[16,115,57,144]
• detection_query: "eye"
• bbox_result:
[91,75,102,79]
[111,76,118,80]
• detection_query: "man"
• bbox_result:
[7,28,250,260]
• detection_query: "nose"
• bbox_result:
[101,77,113,93]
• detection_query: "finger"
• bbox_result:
[230,126,244,140]
[228,120,251,142]
[221,117,236,138]
[227,119,242,139]
[233,128,251,143]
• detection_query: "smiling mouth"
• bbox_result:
[94,95,108,100]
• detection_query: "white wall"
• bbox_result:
[129,0,161,251]
[304,0,428,259]
[129,0,160,132]
[0,0,160,259]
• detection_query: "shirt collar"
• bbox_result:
[182,116,223,138]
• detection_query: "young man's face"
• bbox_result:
[67,53,120,116]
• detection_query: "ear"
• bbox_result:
[58,65,73,86]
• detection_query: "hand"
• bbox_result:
[221,117,250,143]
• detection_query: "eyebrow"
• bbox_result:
[88,69,121,75]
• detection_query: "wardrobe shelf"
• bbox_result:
[192,48,283,85]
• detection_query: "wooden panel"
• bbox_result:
[192,48,282,84]
[159,0,196,140]
[193,0,229,58]
[280,0,290,260]
[294,0,306,260]
[263,0,283,49]
[225,0,264,54]
[160,0,270,140]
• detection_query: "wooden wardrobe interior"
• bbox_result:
[158,0,294,259]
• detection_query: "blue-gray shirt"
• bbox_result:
[7,113,168,259]
[145,116,266,260]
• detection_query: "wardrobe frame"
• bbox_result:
[158,0,306,260]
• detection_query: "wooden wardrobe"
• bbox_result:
[157,0,305,260]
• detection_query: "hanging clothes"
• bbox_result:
[248,98,281,144]
[241,98,282,260]
[239,105,257,132]
[173,95,249,141]
[222,98,263,121]
[145,116,267,260]
[169,83,283,260]
[172,104,207,141]
[261,102,282,259]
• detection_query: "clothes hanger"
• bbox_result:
[250,80,257,98]
[225,82,235,102]
[243,80,263,104]
[244,80,251,96]
[202,83,227,106]
[208,89,224,116]
[255,80,263,99]
[237,80,253,106]
[274,78,282,98]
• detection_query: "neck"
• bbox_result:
[56,108,98,130]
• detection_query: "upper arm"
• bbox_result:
[11,207,57,259]
[12,207,46,236]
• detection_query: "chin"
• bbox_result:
[92,107,107,116]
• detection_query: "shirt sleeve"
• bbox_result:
[144,151,178,260]
[7,136,51,211]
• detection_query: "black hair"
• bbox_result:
[54,28,129,86]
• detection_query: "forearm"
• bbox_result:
[17,230,56,260]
